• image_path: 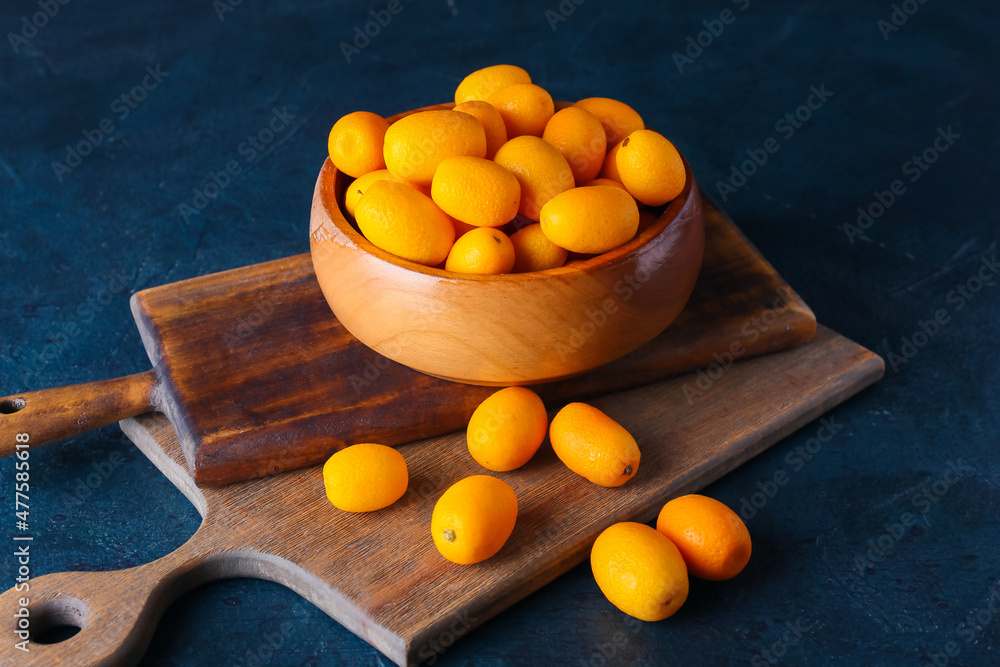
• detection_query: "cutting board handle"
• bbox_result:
[0,522,218,665]
[0,370,158,458]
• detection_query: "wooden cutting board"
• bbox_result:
[0,197,815,486]
[0,325,883,666]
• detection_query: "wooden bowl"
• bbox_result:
[309,104,705,386]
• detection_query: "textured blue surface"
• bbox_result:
[1,0,998,665]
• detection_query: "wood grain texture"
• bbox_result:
[0,326,882,666]
[0,371,158,457]
[130,197,815,486]
[309,144,705,385]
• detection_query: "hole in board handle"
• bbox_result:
[30,597,89,644]
[0,398,26,414]
[32,623,81,644]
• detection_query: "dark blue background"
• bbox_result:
[2,0,998,665]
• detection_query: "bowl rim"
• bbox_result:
[312,102,698,283]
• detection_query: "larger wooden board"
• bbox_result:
[0,326,882,666]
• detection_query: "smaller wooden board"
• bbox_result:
[0,326,882,666]
[131,196,816,486]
